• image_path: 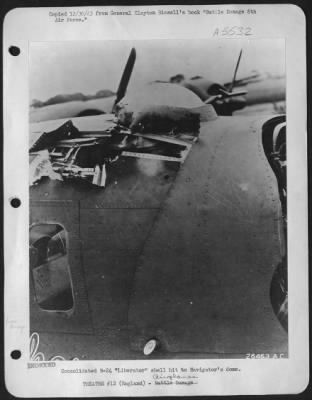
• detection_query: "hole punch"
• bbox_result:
[10,197,21,208]
[10,350,21,360]
[9,46,20,56]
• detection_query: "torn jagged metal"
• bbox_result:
[128,117,287,355]
[29,120,81,153]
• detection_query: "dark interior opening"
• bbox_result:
[29,223,74,312]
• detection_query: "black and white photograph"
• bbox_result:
[28,39,288,360]
[3,4,308,396]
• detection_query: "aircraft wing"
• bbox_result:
[30,96,116,123]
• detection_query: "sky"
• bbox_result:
[30,39,285,102]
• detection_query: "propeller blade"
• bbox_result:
[113,48,136,110]
[228,49,243,93]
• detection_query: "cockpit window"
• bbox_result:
[29,223,74,312]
